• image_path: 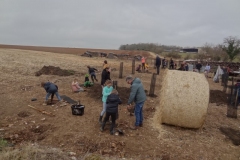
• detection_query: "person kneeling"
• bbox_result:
[100,89,122,135]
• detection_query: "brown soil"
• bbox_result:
[0,48,240,160]
[35,66,76,76]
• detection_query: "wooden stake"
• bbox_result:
[119,62,123,78]
[28,105,55,117]
[149,73,157,97]
[132,59,135,74]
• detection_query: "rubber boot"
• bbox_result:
[100,121,106,132]
[99,116,103,125]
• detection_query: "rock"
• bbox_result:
[69,152,76,156]
[71,156,77,160]
[8,124,13,127]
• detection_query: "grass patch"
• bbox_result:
[0,138,8,151]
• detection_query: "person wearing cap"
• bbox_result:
[126,75,146,130]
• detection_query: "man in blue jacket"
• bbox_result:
[126,75,146,130]
[41,82,62,105]
[155,55,161,75]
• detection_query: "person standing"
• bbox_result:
[170,58,174,69]
[196,61,202,73]
[101,67,111,87]
[141,56,146,71]
[126,75,146,130]
[205,64,210,77]
[100,89,122,135]
[155,55,161,75]
[162,57,166,69]
[99,80,113,124]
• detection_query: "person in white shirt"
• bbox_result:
[205,64,211,77]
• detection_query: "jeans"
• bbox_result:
[134,101,144,126]
[45,92,61,101]
[100,102,107,116]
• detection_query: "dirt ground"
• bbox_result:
[0,48,240,160]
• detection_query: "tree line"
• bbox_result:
[119,36,240,62]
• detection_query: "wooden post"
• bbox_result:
[112,81,118,90]
[149,73,157,97]
[132,59,135,74]
[227,77,237,118]
[119,62,123,78]
[223,73,229,93]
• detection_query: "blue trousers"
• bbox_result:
[45,92,61,101]
[134,101,144,126]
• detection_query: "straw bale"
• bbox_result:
[160,70,209,128]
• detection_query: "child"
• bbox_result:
[84,74,93,87]
[71,78,84,92]
[100,89,122,135]
[136,64,141,72]
[145,63,149,72]
[41,82,62,105]
[87,66,98,83]
[99,80,113,124]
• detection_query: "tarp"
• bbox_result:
[213,65,223,82]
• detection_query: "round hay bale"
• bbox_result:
[159,70,209,128]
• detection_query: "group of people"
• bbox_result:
[41,60,147,135]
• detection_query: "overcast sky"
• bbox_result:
[0,0,239,49]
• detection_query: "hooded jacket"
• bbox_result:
[44,82,58,93]
[127,78,146,105]
[106,93,122,113]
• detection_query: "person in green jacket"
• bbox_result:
[126,75,146,130]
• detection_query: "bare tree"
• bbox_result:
[222,36,240,62]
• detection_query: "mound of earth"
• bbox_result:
[35,66,75,76]
[209,90,227,105]
[86,84,130,104]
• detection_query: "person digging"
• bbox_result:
[41,82,66,106]
[126,75,146,130]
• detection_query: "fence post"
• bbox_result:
[227,77,237,118]
[132,59,135,74]
[112,81,118,90]
[119,62,123,78]
[149,73,157,97]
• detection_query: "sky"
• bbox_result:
[0,0,240,49]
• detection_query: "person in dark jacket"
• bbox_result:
[87,66,98,83]
[101,67,111,87]
[162,57,166,69]
[126,75,146,130]
[196,61,202,73]
[170,58,174,69]
[100,89,122,135]
[155,55,161,75]
[41,82,62,105]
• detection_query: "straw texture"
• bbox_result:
[160,70,209,128]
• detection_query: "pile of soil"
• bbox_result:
[86,84,130,104]
[35,66,75,76]
[209,90,227,105]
